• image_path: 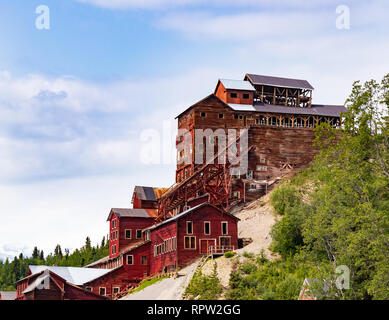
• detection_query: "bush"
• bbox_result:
[224,251,235,258]
[242,251,254,259]
[270,184,300,215]
[185,262,223,300]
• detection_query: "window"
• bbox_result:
[127,255,134,265]
[186,221,193,234]
[184,236,196,249]
[125,230,131,239]
[250,183,257,190]
[260,158,266,164]
[243,93,250,99]
[247,170,253,180]
[141,256,147,265]
[113,287,120,295]
[99,287,106,296]
[204,221,211,235]
[222,222,228,235]
[136,230,142,239]
[200,112,206,118]
[230,92,237,98]
[85,287,92,292]
[145,231,150,241]
[218,113,224,119]
[256,165,268,171]
[234,114,239,119]
[154,245,157,257]
[233,191,240,198]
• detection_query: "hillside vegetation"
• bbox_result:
[227,74,389,300]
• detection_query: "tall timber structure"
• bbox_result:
[157,73,346,220]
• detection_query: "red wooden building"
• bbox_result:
[107,208,156,258]
[145,203,239,274]
[16,266,112,300]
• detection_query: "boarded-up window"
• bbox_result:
[141,256,147,265]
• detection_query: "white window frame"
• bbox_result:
[204,221,211,235]
[221,221,228,235]
[125,229,132,239]
[127,255,134,265]
[99,287,106,296]
[136,229,142,239]
[113,287,120,295]
[184,236,196,250]
[186,221,193,235]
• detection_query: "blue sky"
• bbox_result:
[0,0,388,260]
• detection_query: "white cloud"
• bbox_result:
[76,0,342,10]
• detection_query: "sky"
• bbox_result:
[0,0,388,261]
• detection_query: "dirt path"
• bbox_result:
[235,192,279,259]
[121,259,200,300]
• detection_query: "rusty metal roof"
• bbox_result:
[133,186,168,201]
[245,73,314,90]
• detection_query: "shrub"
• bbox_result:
[185,262,223,300]
[242,251,254,259]
[224,251,235,258]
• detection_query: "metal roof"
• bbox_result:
[245,73,314,90]
[0,291,17,300]
[229,103,346,117]
[144,203,239,232]
[219,79,255,91]
[28,265,115,286]
[134,186,157,201]
[108,208,157,221]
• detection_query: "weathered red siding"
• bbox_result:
[149,222,177,275]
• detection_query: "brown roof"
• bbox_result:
[107,208,157,221]
[245,73,314,90]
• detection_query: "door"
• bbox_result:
[200,239,216,254]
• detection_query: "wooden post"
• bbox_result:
[273,87,276,105]
[285,89,288,106]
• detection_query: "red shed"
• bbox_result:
[16,266,111,300]
[145,203,239,274]
[85,241,151,299]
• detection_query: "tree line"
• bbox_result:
[0,236,109,291]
